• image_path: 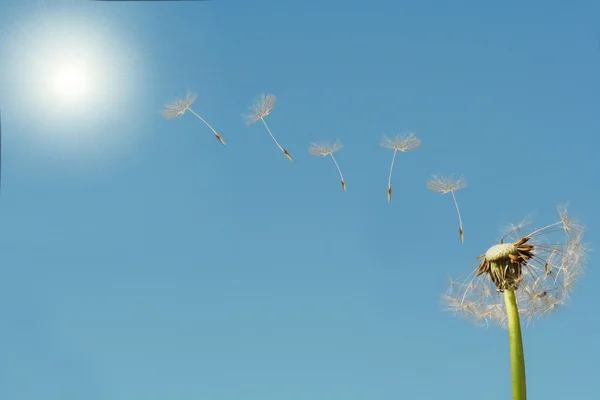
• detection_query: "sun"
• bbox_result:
[0,2,150,162]
[51,59,91,104]
[2,4,143,121]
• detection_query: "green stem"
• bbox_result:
[504,289,527,400]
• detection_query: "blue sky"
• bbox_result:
[0,0,598,399]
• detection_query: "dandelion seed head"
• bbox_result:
[427,174,467,194]
[309,140,343,157]
[444,206,587,327]
[244,93,276,125]
[381,132,421,152]
[162,90,197,119]
[485,243,522,262]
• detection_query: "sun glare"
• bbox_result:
[51,60,91,104]
[1,2,147,161]
[3,5,141,121]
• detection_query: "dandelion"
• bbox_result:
[381,132,420,202]
[162,90,226,146]
[309,140,346,191]
[244,93,293,161]
[428,174,467,242]
[444,206,587,400]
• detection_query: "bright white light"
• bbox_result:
[3,6,141,120]
[1,3,148,162]
[51,60,90,104]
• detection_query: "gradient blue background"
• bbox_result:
[0,0,598,399]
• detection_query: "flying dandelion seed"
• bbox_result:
[309,140,346,191]
[381,132,420,202]
[244,93,293,161]
[443,206,587,399]
[162,90,226,146]
[428,174,467,242]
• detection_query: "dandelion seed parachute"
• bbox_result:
[309,141,346,191]
[427,174,466,242]
[162,91,226,146]
[380,132,420,202]
[245,94,293,162]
